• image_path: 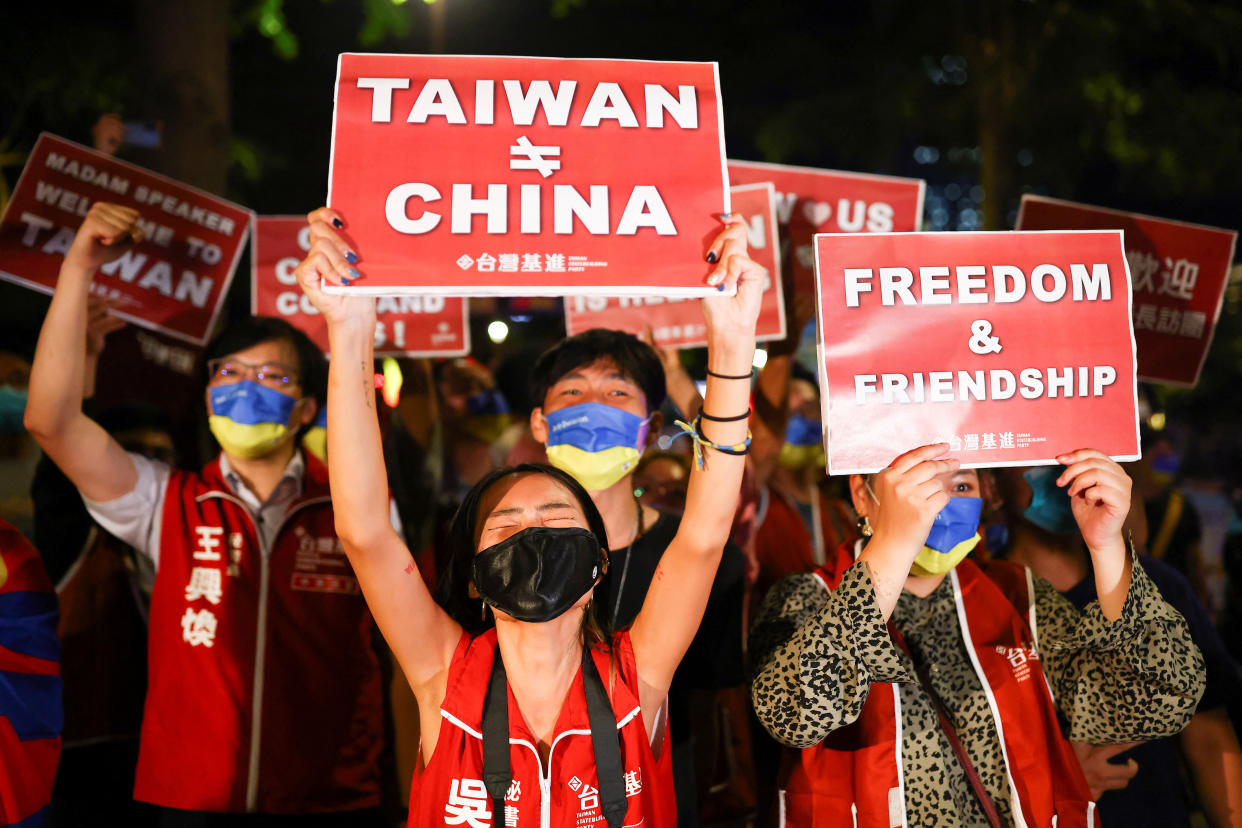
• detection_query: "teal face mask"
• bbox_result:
[1023,466,1078,535]
[0,385,28,434]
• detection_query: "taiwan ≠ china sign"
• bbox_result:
[327,53,729,297]
[1017,195,1237,387]
[814,231,1140,474]
[728,160,924,297]
[562,182,786,348]
[251,216,469,357]
[0,133,251,345]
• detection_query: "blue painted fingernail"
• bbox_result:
[345,250,358,264]
[717,283,726,292]
[341,277,351,286]
[348,267,360,278]
[332,218,343,228]
[706,251,718,263]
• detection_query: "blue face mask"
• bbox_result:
[785,414,821,446]
[208,380,299,459]
[544,402,649,491]
[0,385,27,434]
[1023,466,1078,535]
[466,389,510,417]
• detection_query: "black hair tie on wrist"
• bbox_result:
[706,369,752,381]
[699,408,751,423]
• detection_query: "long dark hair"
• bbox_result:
[436,463,614,648]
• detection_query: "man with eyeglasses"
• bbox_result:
[25,203,386,826]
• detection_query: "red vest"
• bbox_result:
[411,628,677,827]
[136,454,383,814]
[778,542,1097,828]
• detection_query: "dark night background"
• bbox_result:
[2,0,1240,444]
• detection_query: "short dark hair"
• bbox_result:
[531,328,665,413]
[202,316,327,410]
[437,462,613,646]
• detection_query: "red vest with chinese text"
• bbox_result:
[410,628,677,827]
[136,454,383,814]
[777,542,1098,828]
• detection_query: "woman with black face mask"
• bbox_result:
[295,206,764,827]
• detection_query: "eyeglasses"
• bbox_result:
[207,358,300,389]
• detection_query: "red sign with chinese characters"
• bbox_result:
[1016,195,1238,387]
[728,159,925,298]
[0,133,251,345]
[562,182,786,348]
[327,53,729,297]
[814,230,1140,474]
[251,216,469,357]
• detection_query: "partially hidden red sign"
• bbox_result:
[0,133,251,345]
[814,231,1140,474]
[563,181,786,348]
[1016,195,1238,387]
[328,53,729,297]
[728,159,925,297]
[251,216,469,357]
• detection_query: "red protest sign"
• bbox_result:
[251,216,469,357]
[327,53,728,297]
[814,231,1140,474]
[728,160,925,297]
[562,181,786,348]
[0,133,251,345]
[1016,195,1238,387]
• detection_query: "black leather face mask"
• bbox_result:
[472,527,606,623]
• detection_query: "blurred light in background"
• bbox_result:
[487,320,509,343]
[752,349,768,370]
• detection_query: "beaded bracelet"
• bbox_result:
[658,413,752,469]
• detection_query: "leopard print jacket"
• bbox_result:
[749,552,1205,827]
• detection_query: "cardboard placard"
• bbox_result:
[562,181,786,348]
[728,159,925,297]
[1016,195,1238,387]
[814,230,1140,474]
[327,53,729,297]
[250,216,469,357]
[0,133,251,346]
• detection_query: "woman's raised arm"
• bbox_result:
[630,217,763,703]
[296,207,461,698]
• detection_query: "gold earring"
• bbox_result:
[857,515,873,537]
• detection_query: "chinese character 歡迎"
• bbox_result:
[185,567,223,604]
[1126,249,1159,293]
[1159,257,1199,301]
[194,526,224,561]
[1156,307,1182,334]
[181,607,218,647]
[520,253,542,272]
[498,254,519,272]
[444,778,492,828]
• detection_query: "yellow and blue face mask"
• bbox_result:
[461,388,512,444]
[909,495,983,577]
[302,407,328,464]
[208,380,298,460]
[778,413,827,471]
[544,402,649,491]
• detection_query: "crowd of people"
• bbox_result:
[1,140,1241,828]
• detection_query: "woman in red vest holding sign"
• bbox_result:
[750,444,1205,827]
[295,207,763,827]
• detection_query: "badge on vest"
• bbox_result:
[291,527,360,594]
[994,645,1040,683]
